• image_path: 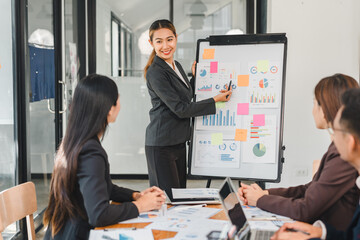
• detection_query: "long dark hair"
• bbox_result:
[143,19,177,78]
[314,73,359,125]
[43,74,118,236]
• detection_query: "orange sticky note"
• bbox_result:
[237,75,249,87]
[235,129,247,141]
[203,49,215,59]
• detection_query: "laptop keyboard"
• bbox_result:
[253,230,276,240]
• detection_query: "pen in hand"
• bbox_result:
[226,80,232,99]
[285,228,310,235]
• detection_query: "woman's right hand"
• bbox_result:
[133,188,166,213]
[213,88,232,102]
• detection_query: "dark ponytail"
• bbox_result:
[144,49,156,78]
[143,19,177,79]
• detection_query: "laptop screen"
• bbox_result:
[218,178,247,231]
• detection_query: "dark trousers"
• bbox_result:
[145,143,187,198]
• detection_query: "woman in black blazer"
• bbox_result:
[43,74,166,240]
[144,19,232,197]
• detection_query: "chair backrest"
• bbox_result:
[0,182,37,240]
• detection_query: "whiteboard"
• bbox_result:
[189,34,287,182]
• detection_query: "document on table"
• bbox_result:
[243,206,291,220]
[89,229,154,240]
[146,217,228,234]
[121,209,163,223]
[121,205,220,224]
[172,188,219,199]
[167,205,221,219]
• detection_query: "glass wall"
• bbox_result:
[27,0,56,216]
[174,0,247,74]
[0,1,17,238]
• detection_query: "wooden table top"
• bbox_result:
[95,204,228,240]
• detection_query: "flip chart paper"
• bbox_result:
[210,61,218,73]
[237,75,249,87]
[237,103,249,115]
[253,114,265,126]
[211,133,223,145]
[215,102,225,109]
[257,60,269,72]
[235,129,247,142]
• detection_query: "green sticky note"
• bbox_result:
[211,133,223,145]
[216,102,225,109]
[257,60,269,73]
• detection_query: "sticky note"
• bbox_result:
[253,114,265,126]
[237,103,249,115]
[235,129,247,141]
[203,49,215,59]
[237,75,249,87]
[257,60,269,72]
[216,102,225,109]
[211,133,223,145]
[210,62,218,73]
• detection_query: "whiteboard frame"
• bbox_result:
[188,33,287,183]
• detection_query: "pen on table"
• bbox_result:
[104,227,136,231]
[285,228,310,236]
[174,204,207,210]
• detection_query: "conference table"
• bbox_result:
[95,204,228,240]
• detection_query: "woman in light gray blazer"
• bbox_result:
[143,19,232,197]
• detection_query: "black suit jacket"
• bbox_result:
[324,204,360,240]
[44,137,139,240]
[145,56,216,146]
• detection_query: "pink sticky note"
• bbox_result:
[237,103,249,115]
[210,62,218,73]
[253,114,265,126]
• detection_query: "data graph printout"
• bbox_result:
[190,34,287,182]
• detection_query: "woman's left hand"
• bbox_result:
[242,183,268,206]
[192,61,197,77]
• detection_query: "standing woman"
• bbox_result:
[43,74,165,240]
[144,19,232,196]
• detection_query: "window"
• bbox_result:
[111,13,133,77]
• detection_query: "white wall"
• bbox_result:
[267,0,360,188]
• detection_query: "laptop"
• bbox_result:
[218,177,277,240]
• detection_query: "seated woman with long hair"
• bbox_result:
[238,74,359,231]
[43,74,166,240]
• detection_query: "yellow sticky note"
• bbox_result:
[203,49,215,59]
[257,60,269,72]
[216,102,225,109]
[237,75,249,87]
[235,129,247,141]
[211,133,223,145]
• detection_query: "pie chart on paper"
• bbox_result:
[253,143,266,157]
[200,69,207,77]
[259,79,269,88]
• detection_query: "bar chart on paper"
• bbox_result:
[250,91,276,104]
[199,109,236,129]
